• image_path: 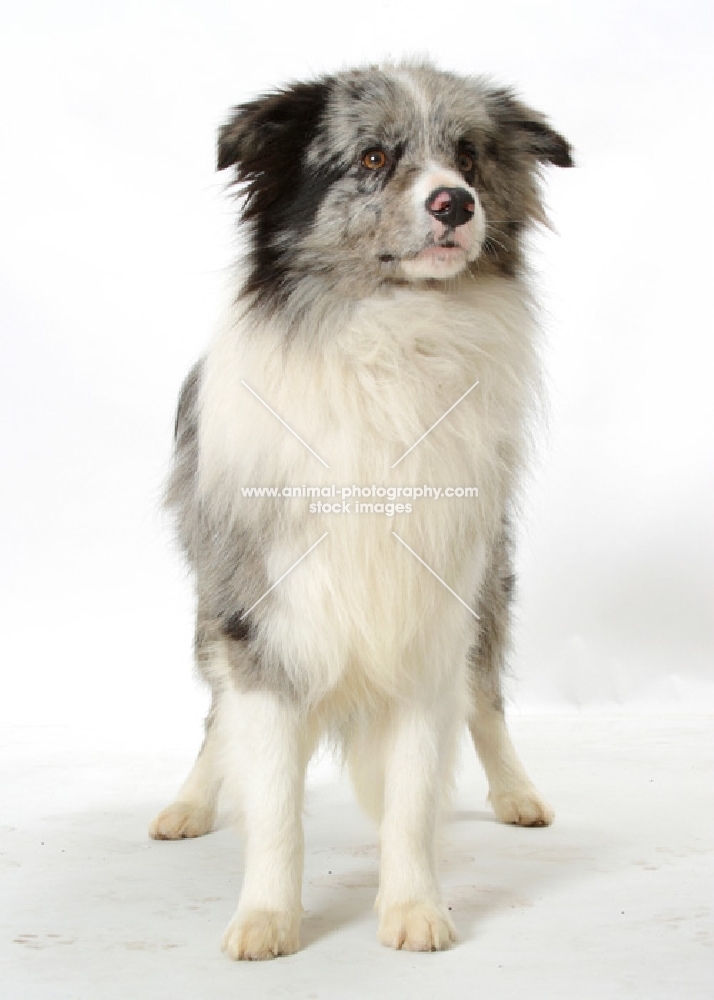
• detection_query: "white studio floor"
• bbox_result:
[2,713,712,1000]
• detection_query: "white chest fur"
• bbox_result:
[198,278,537,703]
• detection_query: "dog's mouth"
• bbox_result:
[379,241,466,266]
[412,243,466,265]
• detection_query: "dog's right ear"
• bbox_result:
[217,80,331,175]
[217,94,282,172]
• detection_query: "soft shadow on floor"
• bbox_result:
[21,780,609,963]
[448,808,497,824]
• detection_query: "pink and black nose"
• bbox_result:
[426,187,475,228]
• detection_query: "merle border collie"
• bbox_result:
[149,60,572,959]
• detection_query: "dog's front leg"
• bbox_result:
[219,686,306,960]
[377,699,458,952]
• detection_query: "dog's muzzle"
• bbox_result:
[426,187,475,229]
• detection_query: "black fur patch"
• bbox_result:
[222,610,254,642]
[217,80,347,307]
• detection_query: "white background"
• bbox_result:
[1,0,712,733]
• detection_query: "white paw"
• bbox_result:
[378,902,457,952]
[221,909,300,961]
[148,801,214,840]
[490,787,554,827]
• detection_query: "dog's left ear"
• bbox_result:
[487,89,573,168]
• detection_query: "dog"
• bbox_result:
[149,60,572,959]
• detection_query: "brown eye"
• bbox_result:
[362,148,387,170]
[458,150,474,174]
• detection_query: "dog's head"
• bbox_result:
[218,62,572,310]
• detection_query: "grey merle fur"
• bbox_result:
[166,361,291,694]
